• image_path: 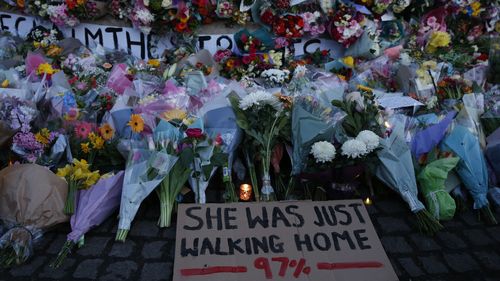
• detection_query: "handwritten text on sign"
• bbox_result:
[0,11,344,59]
[173,200,398,281]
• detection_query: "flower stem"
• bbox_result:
[64,181,77,215]
[50,241,75,268]
[479,206,498,225]
[115,229,129,242]
[415,210,443,236]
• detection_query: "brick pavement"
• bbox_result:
[1,193,499,281]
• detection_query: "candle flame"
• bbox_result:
[364,197,372,205]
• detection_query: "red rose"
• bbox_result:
[242,55,252,64]
[186,128,205,139]
[261,9,274,25]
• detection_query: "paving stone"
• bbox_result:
[376,217,411,233]
[76,237,111,256]
[418,256,449,274]
[94,218,116,233]
[463,229,494,246]
[160,225,177,239]
[485,226,500,242]
[409,233,441,251]
[34,232,56,251]
[473,251,500,271]
[73,259,104,279]
[440,219,465,228]
[109,240,136,258]
[38,258,76,279]
[376,201,407,214]
[9,256,46,277]
[142,241,167,259]
[46,234,70,254]
[397,257,424,278]
[100,261,138,281]
[388,257,405,277]
[460,212,483,226]
[365,204,378,215]
[443,253,480,272]
[140,262,173,281]
[129,220,159,237]
[436,232,467,249]
[380,236,413,253]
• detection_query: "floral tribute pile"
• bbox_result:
[0,0,499,269]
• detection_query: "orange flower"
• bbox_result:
[128,114,144,133]
[226,59,235,69]
[175,22,187,32]
[99,123,114,140]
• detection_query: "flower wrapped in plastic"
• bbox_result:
[442,124,497,225]
[200,95,243,202]
[116,146,178,241]
[56,159,101,215]
[50,171,125,267]
[152,119,189,228]
[418,157,460,221]
[376,125,443,235]
[230,90,290,201]
[292,93,346,175]
[485,128,500,186]
[0,164,68,267]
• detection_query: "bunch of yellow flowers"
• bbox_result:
[57,159,100,189]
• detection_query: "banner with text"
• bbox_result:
[0,11,344,59]
[173,200,398,281]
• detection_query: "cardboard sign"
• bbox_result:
[174,200,398,281]
[0,11,344,60]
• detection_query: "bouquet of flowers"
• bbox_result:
[436,75,473,102]
[300,11,326,37]
[50,171,124,268]
[152,118,190,227]
[56,159,101,215]
[328,5,365,48]
[12,128,59,163]
[230,90,289,201]
[0,96,37,147]
[0,164,68,267]
[376,125,444,235]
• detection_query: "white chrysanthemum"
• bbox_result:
[310,141,336,163]
[341,139,368,159]
[261,69,290,84]
[356,130,380,152]
[136,9,155,23]
[239,90,279,110]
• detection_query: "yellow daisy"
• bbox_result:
[128,114,144,133]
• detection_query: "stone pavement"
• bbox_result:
[1,192,499,281]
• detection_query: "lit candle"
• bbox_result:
[240,184,252,201]
[364,197,372,205]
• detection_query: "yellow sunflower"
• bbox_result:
[128,114,144,133]
[99,123,114,140]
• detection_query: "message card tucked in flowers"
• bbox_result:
[173,200,397,281]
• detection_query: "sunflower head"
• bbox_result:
[128,114,145,133]
[99,123,114,140]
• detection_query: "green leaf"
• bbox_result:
[202,164,214,180]
[211,152,228,167]
[179,148,194,167]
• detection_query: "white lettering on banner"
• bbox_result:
[0,11,344,59]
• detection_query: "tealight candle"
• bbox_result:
[240,184,252,201]
[364,197,373,205]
